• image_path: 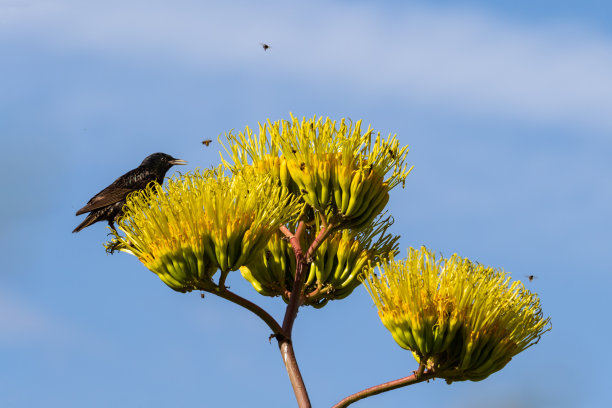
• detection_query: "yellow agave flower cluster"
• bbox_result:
[105,168,301,292]
[221,114,412,230]
[241,216,400,307]
[362,247,551,382]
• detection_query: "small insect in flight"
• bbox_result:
[260,43,270,51]
[202,139,212,147]
[526,275,537,282]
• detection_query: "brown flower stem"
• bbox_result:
[218,269,229,289]
[275,216,337,408]
[331,370,436,408]
[282,239,307,335]
[306,222,334,260]
[276,222,313,408]
[282,221,334,333]
[318,211,329,230]
[295,220,307,240]
[280,225,294,239]
[416,361,426,378]
[206,286,282,336]
[305,283,324,300]
[278,336,311,408]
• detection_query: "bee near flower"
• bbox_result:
[362,247,551,383]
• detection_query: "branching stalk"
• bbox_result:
[331,369,436,408]
[277,224,312,407]
[306,222,334,260]
[295,220,307,241]
[280,225,294,239]
[206,286,282,336]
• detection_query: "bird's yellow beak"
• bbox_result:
[170,159,188,165]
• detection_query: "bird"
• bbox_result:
[73,153,187,233]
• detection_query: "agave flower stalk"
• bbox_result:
[91,113,549,408]
[218,115,412,407]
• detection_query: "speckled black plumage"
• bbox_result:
[73,153,186,233]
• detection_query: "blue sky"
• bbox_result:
[1,1,610,407]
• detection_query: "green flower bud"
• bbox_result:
[362,247,551,382]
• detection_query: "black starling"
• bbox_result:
[73,153,187,233]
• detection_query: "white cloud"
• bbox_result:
[3,0,612,130]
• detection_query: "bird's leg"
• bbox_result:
[107,220,119,236]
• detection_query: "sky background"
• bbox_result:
[1,0,610,407]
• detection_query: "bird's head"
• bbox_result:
[140,153,187,173]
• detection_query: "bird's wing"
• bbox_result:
[75,169,157,215]
[75,187,135,215]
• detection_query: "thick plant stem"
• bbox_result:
[276,220,335,408]
[282,252,309,334]
[281,223,310,335]
[331,369,436,408]
[277,222,313,408]
[278,337,311,408]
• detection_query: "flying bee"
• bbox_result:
[526,275,537,282]
[260,43,270,51]
[300,162,306,170]
[202,139,212,146]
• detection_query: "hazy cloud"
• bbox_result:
[3,0,612,130]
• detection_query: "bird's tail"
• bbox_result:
[72,212,99,233]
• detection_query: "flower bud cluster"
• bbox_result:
[362,247,551,382]
[105,167,300,292]
[221,114,412,230]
